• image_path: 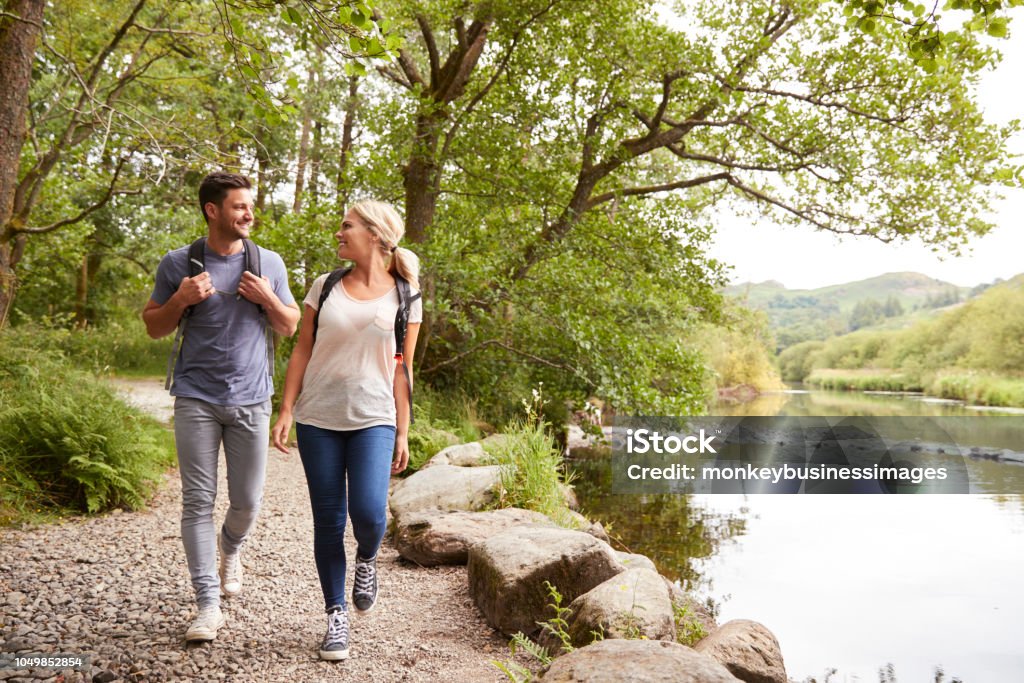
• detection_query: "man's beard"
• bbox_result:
[217,217,251,240]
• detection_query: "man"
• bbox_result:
[143,172,300,642]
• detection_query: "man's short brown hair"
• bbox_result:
[198,172,252,223]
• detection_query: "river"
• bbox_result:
[570,388,1024,683]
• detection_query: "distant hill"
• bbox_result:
[725,272,980,350]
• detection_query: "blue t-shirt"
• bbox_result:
[151,243,295,406]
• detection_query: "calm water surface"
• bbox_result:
[572,389,1024,682]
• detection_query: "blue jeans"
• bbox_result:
[296,422,395,610]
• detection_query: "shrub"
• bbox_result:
[0,331,174,520]
[406,425,460,473]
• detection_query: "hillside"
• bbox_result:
[725,272,979,350]
[777,276,1024,407]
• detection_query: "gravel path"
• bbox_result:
[1,378,518,682]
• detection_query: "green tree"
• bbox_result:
[352,0,1015,412]
[850,299,883,330]
[0,0,392,328]
[882,295,904,318]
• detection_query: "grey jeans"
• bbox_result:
[174,396,271,607]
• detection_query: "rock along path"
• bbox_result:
[1,378,514,683]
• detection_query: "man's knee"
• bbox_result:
[228,497,262,519]
[181,486,216,520]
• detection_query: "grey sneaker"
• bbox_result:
[185,605,225,642]
[219,532,242,596]
[352,555,378,613]
[319,606,350,660]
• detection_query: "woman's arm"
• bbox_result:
[391,321,421,473]
[271,304,318,453]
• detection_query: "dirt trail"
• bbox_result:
[0,378,513,682]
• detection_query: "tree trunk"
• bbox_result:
[309,120,322,203]
[255,124,270,225]
[292,63,316,214]
[74,252,88,328]
[335,75,359,209]
[0,0,45,328]
[402,111,446,244]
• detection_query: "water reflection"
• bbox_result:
[571,388,1024,681]
[717,387,1024,418]
[570,446,748,590]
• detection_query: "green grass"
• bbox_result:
[805,368,1024,408]
[806,369,925,393]
[930,373,1024,407]
[483,419,575,525]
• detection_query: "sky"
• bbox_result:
[708,34,1024,291]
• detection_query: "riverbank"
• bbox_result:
[806,368,1024,408]
[0,378,513,682]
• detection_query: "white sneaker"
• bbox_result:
[219,533,242,596]
[185,605,225,642]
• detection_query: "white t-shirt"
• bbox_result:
[293,273,422,431]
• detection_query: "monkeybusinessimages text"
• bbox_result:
[623,428,950,485]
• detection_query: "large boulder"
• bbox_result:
[422,441,488,469]
[467,526,625,638]
[615,551,657,573]
[563,568,675,647]
[480,432,511,451]
[694,619,787,683]
[394,508,553,566]
[565,510,610,543]
[539,639,741,682]
[389,464,502,522]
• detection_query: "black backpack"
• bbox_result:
[164,237,273,390]
[311,267,421,422]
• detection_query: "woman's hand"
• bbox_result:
[392,433,410,474]
[271,409,293,454]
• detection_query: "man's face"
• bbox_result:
[207,188,254,239]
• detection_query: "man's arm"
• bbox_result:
[237,271,300,337]
[142,272,214,339]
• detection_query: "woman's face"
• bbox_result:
[335,209,377,261]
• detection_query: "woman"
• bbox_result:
[271,199,421,660]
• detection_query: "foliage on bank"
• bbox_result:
[0,327,175,524]
[697,302,784,395]
[781,278,1024,406]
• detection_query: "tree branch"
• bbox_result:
[731,84,911,126]
[395,46,426,88]
[416,14,440,87]
[18,158,139,235]
[0,9,43,29]
[586,172,732,209]
[723,174,870,236]
[422,338,593,384]
[376,63,413,90]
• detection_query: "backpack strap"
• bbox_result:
[393,275,421,423]
[165,238,208,390]
[312,267,351,342]
[242,238,275,380]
